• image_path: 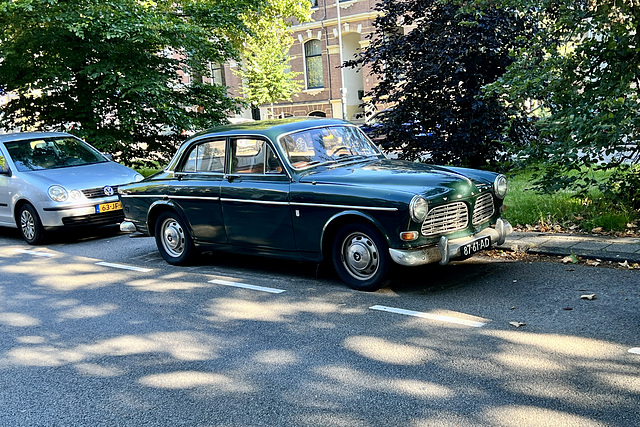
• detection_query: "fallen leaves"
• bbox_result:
[509,321,526,328]
[580,294,597,300]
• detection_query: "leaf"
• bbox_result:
[585,259,600,267]
[561,254,579,264]
[580,294,596,300]
[509,321,526,327]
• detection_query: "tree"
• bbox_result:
[235,1,311,118]
[348,0,532,168]
[474,0,640,206]
[0,0,264,166]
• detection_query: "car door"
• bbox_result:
[0,146,14,226]
[168,138,227,244]
[219,137,295,251]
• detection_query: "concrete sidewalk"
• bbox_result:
[496,232,640,264]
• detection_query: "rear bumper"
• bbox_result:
[389,218,513,267]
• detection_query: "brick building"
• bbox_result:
[221,0,382,123]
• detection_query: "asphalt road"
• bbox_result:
[0,226,639,427]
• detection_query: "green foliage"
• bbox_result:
[348,0,534,168]
[0,0,265,166]
[235,1,311,117]
[503,166,638,232]
[475,0,640,205]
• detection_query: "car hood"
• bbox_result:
[23,162,140,189]
[299,159,494,198]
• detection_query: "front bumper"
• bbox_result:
[39,197,124,228]
[389,218,513,267]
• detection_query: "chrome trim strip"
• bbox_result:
[119,194,219,201]
[292,202,398,212]
[220,198,289,206]
[170,195,219,201]
[121,194,397,211]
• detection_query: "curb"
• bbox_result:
[495,232,640,264]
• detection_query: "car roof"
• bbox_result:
[0,132,73,143]
[188,117,351,143]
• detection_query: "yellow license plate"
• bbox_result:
[95,201,122,213]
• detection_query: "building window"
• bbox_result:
[304,40,324,89]
[210,62,226,85]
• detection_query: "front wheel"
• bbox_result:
[18,204,46,245]
[332,223,391,291]
[155,211,195,265]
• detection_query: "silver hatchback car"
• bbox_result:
[0,132,143,244]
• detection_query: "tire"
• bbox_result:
[18,204,46,245]
[332,223,391,291]
[155,211,195,265]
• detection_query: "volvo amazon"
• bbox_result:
[118,118,512,291]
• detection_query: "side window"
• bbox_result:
[182,140,225,173]
[231,139,284,175]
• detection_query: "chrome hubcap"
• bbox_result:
[20,210,35,240]
[161,218,185,258]
[341,232,379,280]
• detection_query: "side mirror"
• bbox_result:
[102,153,114,161]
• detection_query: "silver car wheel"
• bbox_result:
[160,217,185,258]
[341,231,380,281]
[20,209,36,241]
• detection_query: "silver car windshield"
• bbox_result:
[5,137,107,172]
[278,125,382,170]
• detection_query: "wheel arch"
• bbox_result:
[146,200,188,238]
[320,210,390,262]
[13,198,33,227]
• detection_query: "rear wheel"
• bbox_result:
[332,223,391,291]
[18,204,45,245]
[155,211,195,265]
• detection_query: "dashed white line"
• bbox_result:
[14,248,56,257]
[369,305,487,328]
[208,279,285,294]
[95,262,153,272]
[629,348,640,355]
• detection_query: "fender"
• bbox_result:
[320,209,392,259]
[146,199,189,237]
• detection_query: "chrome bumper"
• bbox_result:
[120,220,137,233]
[389,218,513,267]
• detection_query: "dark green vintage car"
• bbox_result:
[118,117,512,291]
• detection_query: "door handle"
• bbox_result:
[225,174,241,182]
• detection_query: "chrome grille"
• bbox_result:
[421,202,469,236]
[472,193,495,226]
[81,186,119,199]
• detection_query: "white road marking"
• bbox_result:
[208,279,285,294]
[369,305,487,328]
[95,262,153,272]
[629,348,640,355]
[14,248,56,257]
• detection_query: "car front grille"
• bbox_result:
[421,202,469,236]
[472,193,495,226]
[82,186,119,199]
[421,193,496,237]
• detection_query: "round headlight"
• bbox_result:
[494,174,508,199]
[69,190,84,200]
[48,185,68,202]
[410,196,429,223]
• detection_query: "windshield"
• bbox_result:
[5,137,107,172]
[278,125,383,170]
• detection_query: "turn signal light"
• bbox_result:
[400,231,419,241]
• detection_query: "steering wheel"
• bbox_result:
[331,146,352,158]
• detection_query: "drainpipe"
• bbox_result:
[335,0,347,120]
